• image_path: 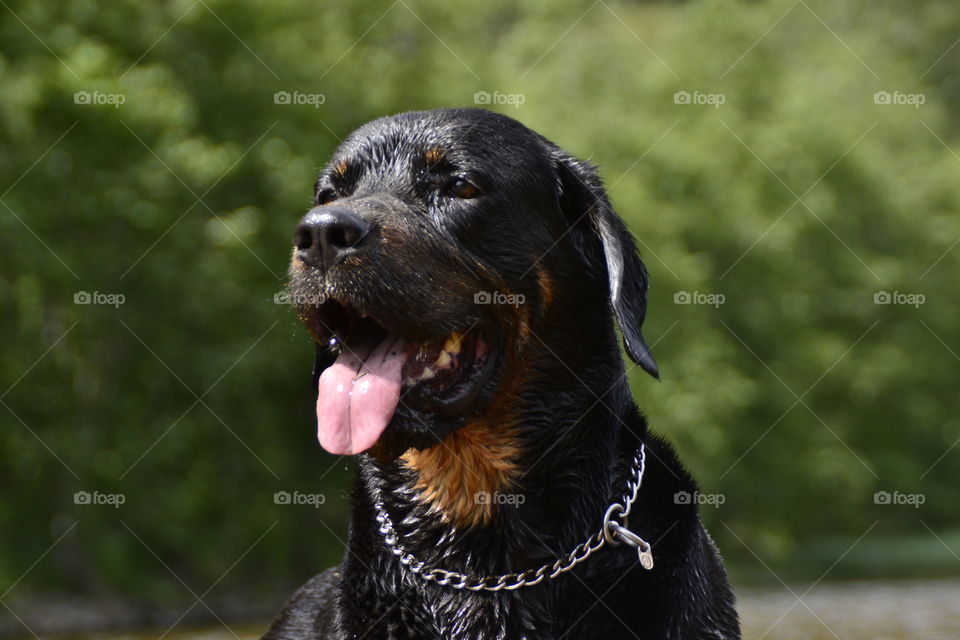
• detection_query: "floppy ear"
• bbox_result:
[554,150,659,379]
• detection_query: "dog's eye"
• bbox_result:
[446,177,480,199]
[317,189,338,205]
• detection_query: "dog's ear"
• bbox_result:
[553,149,659,379]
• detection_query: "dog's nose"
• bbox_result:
[294,207,371,270]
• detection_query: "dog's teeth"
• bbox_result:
[435,351,452,368]
[404,376,415,386]
[443,332,463,355]
[419,367,436,381]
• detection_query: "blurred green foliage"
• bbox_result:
[1,0,959,611]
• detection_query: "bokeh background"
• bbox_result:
[2,0,959,638]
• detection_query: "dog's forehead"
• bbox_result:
[331,109,550,173]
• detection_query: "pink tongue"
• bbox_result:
[316,334,406,455]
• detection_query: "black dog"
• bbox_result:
[264,108,739,640]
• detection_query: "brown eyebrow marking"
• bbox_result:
[424,147,445,165]
[333,160,349,177]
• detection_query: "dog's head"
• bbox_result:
[288,108,657,461]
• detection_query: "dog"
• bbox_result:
[263,108,739,640]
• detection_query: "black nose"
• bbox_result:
[294,207,371,270]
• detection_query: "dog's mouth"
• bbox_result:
[307,300,497,455]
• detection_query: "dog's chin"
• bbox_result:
[366,408,464,463]
[303,299,501,458]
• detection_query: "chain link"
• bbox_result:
[373,443,648,591]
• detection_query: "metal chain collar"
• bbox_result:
[372,443,653,592]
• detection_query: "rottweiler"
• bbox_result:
[263,108,739,640]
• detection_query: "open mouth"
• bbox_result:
[307,301,496,455]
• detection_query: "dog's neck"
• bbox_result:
[356,363,644,579]
[341,358,659,640]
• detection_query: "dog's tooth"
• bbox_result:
[443,332,463,355]
[404,376,415,386]
[418,367,436,381]
[435,350,452,369]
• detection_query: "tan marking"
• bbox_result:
[517,312,530,343]
[424,147,445,165]
[401,421,521,528]
[333,160,348,177]
[514,286,532,343]
[536,267,554,309]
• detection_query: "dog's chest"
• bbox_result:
[344,571,552,640]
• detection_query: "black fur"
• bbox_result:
[266,108,739,640]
